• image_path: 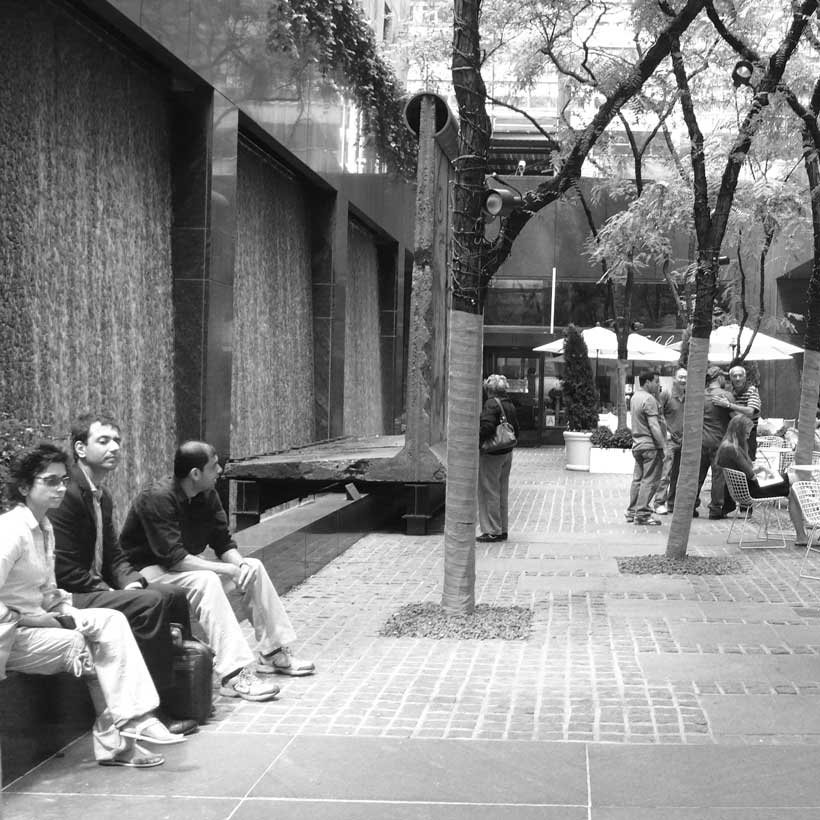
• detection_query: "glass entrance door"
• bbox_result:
[485,351,545,445]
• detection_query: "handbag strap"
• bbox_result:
[494,397,508,423]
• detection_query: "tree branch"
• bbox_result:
[485,0,708,279]
[710,0,819,248]
[703,0,761,63]
[670,44,710,246]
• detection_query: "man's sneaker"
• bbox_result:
[655,504,668,515]
[257,647,315,677]
[624,513,635,523]
[635,517,662,526]
[220,667,280,701]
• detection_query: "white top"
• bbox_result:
[0,504,71,620]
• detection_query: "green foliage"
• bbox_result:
[590,425,633,449]
[562,324,599,431]
[0,415,54,512]
[266,0,416,178]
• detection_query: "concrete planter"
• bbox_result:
[589,447,634,474]
[563,430,593,471]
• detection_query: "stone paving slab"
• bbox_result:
[234,802,586,820]
[700,694,820,735]
[249,736,587,804]
[0,794,240,820]
[477,557,620,575]
[588,744,820,807]
[519,574,694,594]
[668,622,820,647]
[638,653,820,684]
[605,599,801,621]
[595,810,820,819]
[5,734,291,797]
[529,542,668,557]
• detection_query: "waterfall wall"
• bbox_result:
[0,0,176,519]
[231,138,315,458]
[344,221,384,436]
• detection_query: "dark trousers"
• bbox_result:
[71,584,191,691]
[696,444,726,516]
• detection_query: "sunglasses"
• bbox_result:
[35,474,70,488]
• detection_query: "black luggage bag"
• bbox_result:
[162,634,215,724]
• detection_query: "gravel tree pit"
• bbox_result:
[380,603,532,640]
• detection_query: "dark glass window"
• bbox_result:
[484,280,680,329]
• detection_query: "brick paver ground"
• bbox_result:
[199,447,820,747]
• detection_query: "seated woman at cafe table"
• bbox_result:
[715,415,808,546]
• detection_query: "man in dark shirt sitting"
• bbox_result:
[119,441,314,703]
[49,413,197,735]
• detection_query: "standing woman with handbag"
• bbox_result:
[477,374,520,542]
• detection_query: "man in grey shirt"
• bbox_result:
[626,370,667,525]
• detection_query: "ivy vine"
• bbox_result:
[267,0,416,178]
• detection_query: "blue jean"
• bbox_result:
[627,448,665,520]
[654,442,681,511]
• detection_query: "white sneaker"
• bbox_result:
[257,647,315,677]
[655,504,668,515]
[220,667,281,701]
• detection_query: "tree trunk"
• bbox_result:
[615,360,628,428]
[441,311,482,613]
[796,129,820,465]
[796,350,820,466]
[667,255,717,558]
[443,0,491,614]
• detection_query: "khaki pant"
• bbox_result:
[7,607,160,760]
[141,559,297,680]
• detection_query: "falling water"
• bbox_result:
[232,140,315,458]
[0,1,176,521]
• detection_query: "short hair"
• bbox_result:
[637,369,658,387]
[675,367,687,378]
[728,365,746,377]
[484,374,509,396]
[70,412,121,461]
[174,441,216,478]
[7,442,70,504]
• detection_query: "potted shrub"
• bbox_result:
[562,324,600,471]
[589,425,635,474]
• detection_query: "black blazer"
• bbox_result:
[50,464,142,592]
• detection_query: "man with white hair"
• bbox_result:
[725,364,761,458]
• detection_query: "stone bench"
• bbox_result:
[0,670,94,786]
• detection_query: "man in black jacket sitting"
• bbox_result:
[49,413,197,735]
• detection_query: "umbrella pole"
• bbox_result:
[596,354,600,410]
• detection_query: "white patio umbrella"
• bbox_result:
[533,326,680,361]
[670,324,804,361]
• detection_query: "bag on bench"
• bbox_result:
[161,628,214,725]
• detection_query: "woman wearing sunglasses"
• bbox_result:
[0,442,185,767]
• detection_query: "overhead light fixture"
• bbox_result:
[731,60,754,87]
[481,187,522,218]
